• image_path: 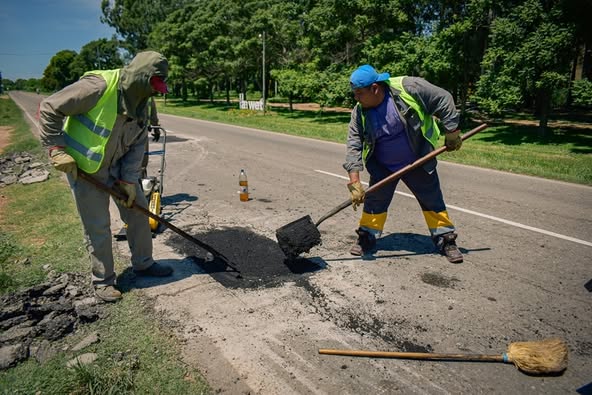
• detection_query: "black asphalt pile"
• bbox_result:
[0,272,107,370]
[275,215,322,258]
[166,226,324,289]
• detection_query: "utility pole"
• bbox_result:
[261,31,266,115]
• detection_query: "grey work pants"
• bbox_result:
[67,172,154,286]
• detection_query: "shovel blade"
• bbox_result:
[275,215,322,258]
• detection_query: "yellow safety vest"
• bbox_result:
[387,76,441,148]
[63,69,119,173]
[358,77,442,163]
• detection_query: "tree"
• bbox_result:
[271,69,306,111]
[149,1,214,101]
[70,38,125,79]
[571,79,592,108]
[474,0,576,136]
[101,0,189,54]
[420,0,492,115]
[42,50,78,91]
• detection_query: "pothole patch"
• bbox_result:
[420,272,460,289]
[165,226,325,289]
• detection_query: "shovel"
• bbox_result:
[275,123,488,258]
[78,172,242,276]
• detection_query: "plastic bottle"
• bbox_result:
[239,169,249,201]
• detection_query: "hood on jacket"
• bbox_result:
[119,51,168,119]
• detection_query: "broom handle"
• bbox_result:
[314,123,488,227]
[78,172,240,273]
[318,348,504,362]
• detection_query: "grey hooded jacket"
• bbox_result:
[39,51,168,184]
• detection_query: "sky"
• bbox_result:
[0,0,117,81]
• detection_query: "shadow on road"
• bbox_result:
[324,232,491,262]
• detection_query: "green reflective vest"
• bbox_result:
[63,69,120,173]
[359,76,442,163]
[387,76,441,147]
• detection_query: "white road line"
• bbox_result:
[315,169,592,247]
[25,110,38,126]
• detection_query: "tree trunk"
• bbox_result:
[182,77,187,102]
[225,76,230,105]
[238,78,245,101]
[536,88,551,138]
[459,84,468,120]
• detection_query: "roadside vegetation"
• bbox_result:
[4,0,591,141]
[157,97,592,185]
[0,96,210,394]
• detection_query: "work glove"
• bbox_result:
[149,125,161,142]
[50,149,78,180]
[445,130,462,151]
[347,181,365,211]
[115,180,137,208]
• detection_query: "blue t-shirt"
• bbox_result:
[368,92,417,172]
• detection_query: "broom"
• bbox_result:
[319,338,568,375]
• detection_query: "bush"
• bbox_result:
[571,79,592,107]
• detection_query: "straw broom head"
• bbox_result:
[505,338,568,374]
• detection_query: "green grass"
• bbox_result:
[0,95,210,394]
[0,179,87,292]
[157,98,592,185]
[439,122,592,184]
[1,293,209,394]
[0,96,43,154]
[1,96,85,292]
[161,98,350,143]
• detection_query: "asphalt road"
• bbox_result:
[11,91,592,394]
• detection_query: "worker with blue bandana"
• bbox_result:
[343,64,464,263]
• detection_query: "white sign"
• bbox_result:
[239,93,264,111]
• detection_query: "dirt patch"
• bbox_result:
[0,134,11,222]
[0,193,8,222]
[420,272,460,289]
[472,116,592,130]
[268,102,351,113]
[0,126,13,154]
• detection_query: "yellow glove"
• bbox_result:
[347,181,365,210]
[445,130,462,151]
[116,181,137,208]
[50,149,78,180]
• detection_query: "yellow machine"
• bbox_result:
[144,177,162,231]
[142,126,167,232]
[114,126,166,239]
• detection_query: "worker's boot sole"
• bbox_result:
[444,244,463,263]
[350,228,377,256]
[350,244,363,256]
[94,285,122,303]
[435,232,463,263]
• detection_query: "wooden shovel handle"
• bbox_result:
[318,348,504,362]
[78,172,240,273]
[314,123,488,227]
